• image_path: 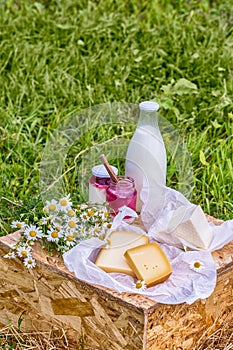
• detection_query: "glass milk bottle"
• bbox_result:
[125,101,167,226]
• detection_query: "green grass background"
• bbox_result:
[0,0,232,235]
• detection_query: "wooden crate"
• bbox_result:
[0,216,232,350]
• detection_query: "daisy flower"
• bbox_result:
[66,209,76,217]
[80,203,88,210]
[98,232,107,241]
[47,228,63,243]
[44,199,58,214]
[104,238,111,249]
[64,233,76,247]
[77,224,88,239]
[23,257,36,269]
[134,280,147,291]
[92,224,107,238]
[7,195,112,269]
[102,221,112,230]
[183,245,191,252]
[11,221,26,230]
[17,245,32,258]
[100,210,110,221]
[91,224,101,235]
[4,251,16,259]
[53,224,62,233]
[24,225,42,241]
[87,209,95,219]
[189,260,205,273]
[80,212,89,222]
[50,215,63,228]
[58,194,72,212]
[64,217,78,232]
[40,215,54,225]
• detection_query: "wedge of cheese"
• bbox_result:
[124,242,172,287]
[175,205,214,249]
[95,231,149,276]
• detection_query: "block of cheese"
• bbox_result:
[95,231,149,276]
[175,205,214,249]
[124,242,172,287]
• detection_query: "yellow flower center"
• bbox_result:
[103,212,109,218]
[16,223,22,228]
[27,259,33,265]
[29,230,37,237]
[135,281,143,289]
[68,221,76,228]
[82,214,87,220]
[60,199,68,206]
[68,209,75,217]
[67,235,73,241]
[106,223,112,229]
[93,227,99,233]
[21,250,28,257]
[88,210,94,217]
[51,231,58,238]
[49,204,56,211]
[98,233,106,240]
[194,261,201,268]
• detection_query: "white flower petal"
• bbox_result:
[189,260,205,273]
[24,225,42,241]
[23,257,36,268]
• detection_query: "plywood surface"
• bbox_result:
[1,215,232,312]
[0,214,232,350]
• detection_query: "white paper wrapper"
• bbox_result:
[63,202,233,305]
[147,187,233,251]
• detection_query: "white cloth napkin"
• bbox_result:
[63,199,233,305]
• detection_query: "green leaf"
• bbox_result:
[159,98,174,110]
[172,78,198,96]
[211,90,221,97]
[211,120,222,128]
[134,56,142,62]
[78,40,84,46]
[17,314,24,331]
[200,150,208,165]
[161,83,173,96]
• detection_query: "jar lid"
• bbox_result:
[91,164,118,178]
[139,101,160,112]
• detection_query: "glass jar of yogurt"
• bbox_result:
[88,164,118,204]
[106,176,137,216]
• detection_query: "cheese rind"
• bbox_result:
[175,205,214,249]
[95,231,149,276]
[124,242,172,287]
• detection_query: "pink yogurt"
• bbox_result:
[106,176,137,216]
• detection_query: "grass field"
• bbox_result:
[0,0,232,235]
[0,0,232,348]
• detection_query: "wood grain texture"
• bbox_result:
[145,268,233,350]
[0,215,232,350]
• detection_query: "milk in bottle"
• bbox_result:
[125,101,167,227]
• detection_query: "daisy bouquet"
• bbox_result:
[4,194,112,268]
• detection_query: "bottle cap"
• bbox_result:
[92,164,118,178]
[139,101,160,112]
